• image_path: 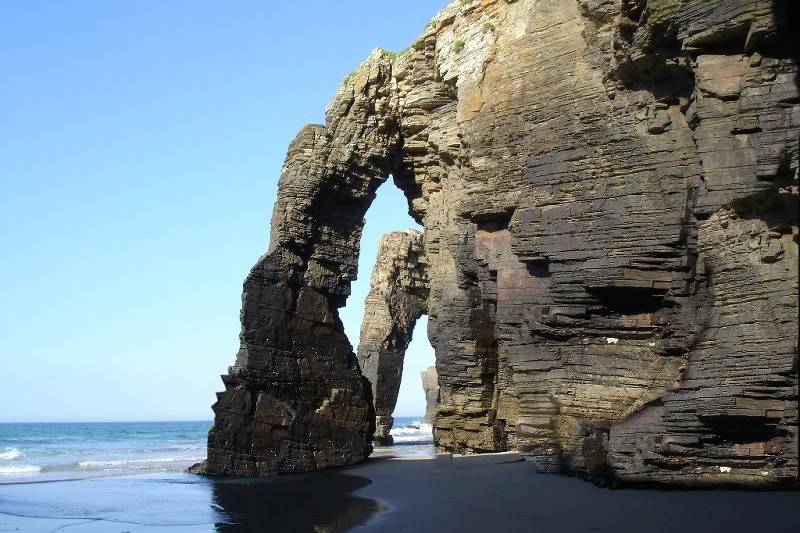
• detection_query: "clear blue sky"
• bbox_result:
[0,1,439,422]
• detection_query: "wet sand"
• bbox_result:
[349,453,800,533]
[0,470,379,532]
[1,452,798,532]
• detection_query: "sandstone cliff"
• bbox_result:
[205,0,799,486]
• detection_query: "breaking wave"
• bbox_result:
[78,456,206,469]
[389,421,433,445]
[0,421,212,481]
[0,448,22,461]
[0,465,41,475]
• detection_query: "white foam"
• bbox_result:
[0,465,41,475]
[390,421,434,444]
[78,459,126,468]
[0,448,22,461]
[78,456,206,469]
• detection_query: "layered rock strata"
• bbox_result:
[356,231,429,444]
[207,0,799,486]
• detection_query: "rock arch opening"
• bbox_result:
[340,181,423,358]
[354,227,430,445]
[204,52,411,476]
[338,169,435,450]
[203,0,798,487]
[372,314,438,449]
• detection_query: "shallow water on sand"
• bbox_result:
[0,418,430,531]
[3,449,799,532]
[0,471,382,532]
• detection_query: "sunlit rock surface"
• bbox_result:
[206,0,799,486]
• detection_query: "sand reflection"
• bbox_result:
[210,471,383,532]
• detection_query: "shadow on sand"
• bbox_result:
[0,469,382,532]
[210,471,382,532]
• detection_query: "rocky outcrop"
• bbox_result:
[356,231,429,445]
[207,0,799,486]
[203,54,400,476]
[421,367,439,424]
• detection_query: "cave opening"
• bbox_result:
[339,177,436,448]
[384,314,437,449]
[339,179,420,348]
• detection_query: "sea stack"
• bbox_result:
[357,231,429,445]
[205,0,799,487]
[421,367,439,424]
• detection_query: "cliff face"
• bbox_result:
[207,0,799,486]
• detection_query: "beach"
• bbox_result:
[1,452,798,532]
[349,453,800,533]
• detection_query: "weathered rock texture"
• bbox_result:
[356,230,429,444]
[207,0,799,486]
[421,366,440,424]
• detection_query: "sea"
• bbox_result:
[0,417,434,484]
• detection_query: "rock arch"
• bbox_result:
[205,53,403,475]
[204,0,799,486]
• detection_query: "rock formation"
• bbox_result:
[421,367,439,424]
[356,231,429,445]
[206,0,799,486]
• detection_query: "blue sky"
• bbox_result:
[0,1,439,422]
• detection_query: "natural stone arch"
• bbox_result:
[203,0,799,487]
[205,52,406,475]
[204,14,475,475]
[356,230,430,445]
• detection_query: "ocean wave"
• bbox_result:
[390,421,434,445]
[0,448,22,461]
[141,444,205,453]
[0,464,41,475]
[78,456,206,469]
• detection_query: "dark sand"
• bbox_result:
[348,453,800,533]
[0,452,797,532]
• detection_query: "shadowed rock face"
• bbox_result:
[207,0,799,486]
[356,231,429,445]
[204,56,399,476]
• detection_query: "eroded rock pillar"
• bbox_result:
[204,52,403,475]
[421,367,439,424]
[357,230,430,444]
